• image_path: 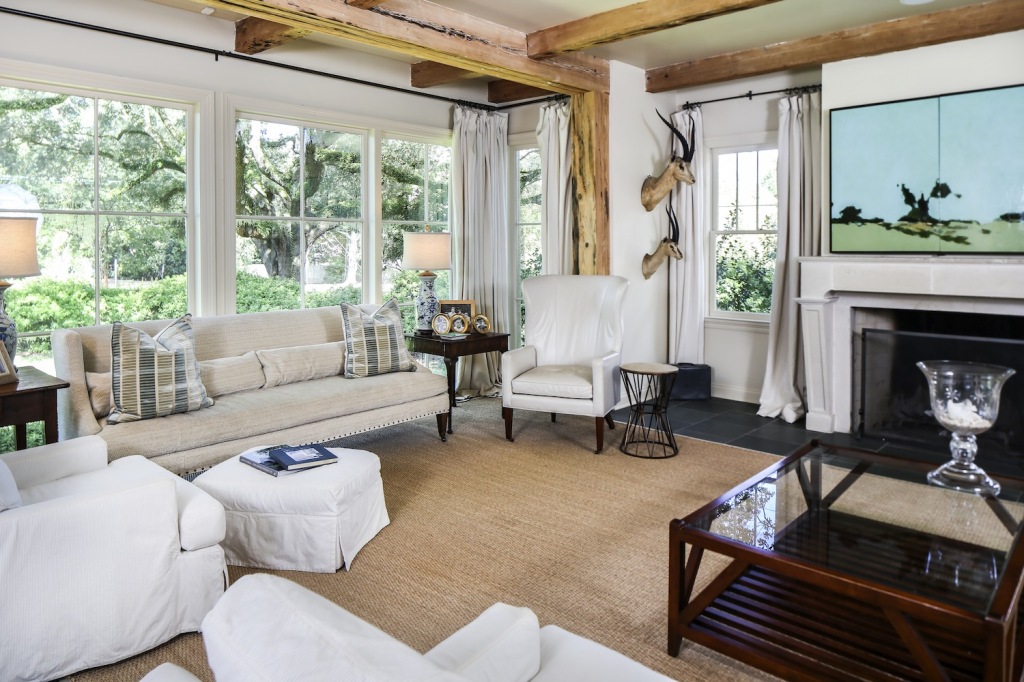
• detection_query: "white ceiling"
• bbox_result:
[151,0,991,70]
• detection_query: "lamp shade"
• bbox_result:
[0,217,41,279]
[402,232,451,272]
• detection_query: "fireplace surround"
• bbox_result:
[797,257,1024,437]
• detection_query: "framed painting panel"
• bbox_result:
[830,83,1024,254]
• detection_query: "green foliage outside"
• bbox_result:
[0,423,45,455]
[715,233,777,314]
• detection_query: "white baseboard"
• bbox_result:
[711,382,760,405]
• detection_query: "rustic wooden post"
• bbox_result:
[570,91,610,275]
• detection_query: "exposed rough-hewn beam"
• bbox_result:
[202,0,609,94]
[487,81,552,104]
[411,61,477,88]
[646,0,1024,92]
[234,16,311,54]
[528,0,781,59]
[570,91,609,276]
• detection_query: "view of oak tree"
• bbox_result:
[0,85,451,359]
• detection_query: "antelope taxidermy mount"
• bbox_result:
[642,200,683,280]
[641,110,696,212]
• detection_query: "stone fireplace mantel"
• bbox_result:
[798,256,1024,434]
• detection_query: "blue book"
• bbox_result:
[268,444,338,471]
[239,445,295,477]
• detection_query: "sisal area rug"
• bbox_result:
[72,398,783,681]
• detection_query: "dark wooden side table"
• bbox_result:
[0,366,70,450]
[405,332,509,434]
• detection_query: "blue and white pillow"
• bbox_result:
[108,315,213,424]
[339,300,415,378]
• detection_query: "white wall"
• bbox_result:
[0,0,483,127]
[669,70,820,402]
[607,62,676,367]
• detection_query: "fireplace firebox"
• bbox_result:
[858,313,1024,475]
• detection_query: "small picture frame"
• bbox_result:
[0,345,16,385]
[449,314,471,335]
[472,314,491,334]
[431,313,452,335]
[439,300,475,320]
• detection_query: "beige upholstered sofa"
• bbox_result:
[52,306,450,475]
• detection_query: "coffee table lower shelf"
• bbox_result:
[678,563,1003,681]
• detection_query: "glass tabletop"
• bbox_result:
[682,441,1024,615]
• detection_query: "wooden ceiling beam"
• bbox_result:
[411,61,477,88]
[646,0,1024,92]
[201,0,609,94]
[527,0,781,59]
[234,16,311,54]
[344,0,388,8]
[487,80,553,104]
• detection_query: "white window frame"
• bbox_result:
[224,95,451,313]
[705,131,779,323]
[379,131,454,310]
[0,59,212,316]
[508,132,539,349]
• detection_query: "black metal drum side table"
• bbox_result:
[619,362,679,459]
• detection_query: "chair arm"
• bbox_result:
[502,346,537,406]
[0,477,185,678]
[202,574,457,682]
[591,352,622,417]
[425,603,541,682]
[51,328,103,440]
[0,435,108,489]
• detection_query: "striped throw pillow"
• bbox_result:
[339,300,415,378]
[108,315,214,424]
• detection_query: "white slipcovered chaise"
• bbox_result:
[0,436,227,682]
[142,573,674,682]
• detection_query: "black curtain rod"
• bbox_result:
[0,5,553,112]
[682,83,821,109]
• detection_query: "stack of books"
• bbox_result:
[239,444,338,477]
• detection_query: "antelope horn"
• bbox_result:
[666,191,680,244]
[656,109,691,162]
[680,117,696,163]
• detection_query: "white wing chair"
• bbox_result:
[0,436,227,682]
[502,275,629,453]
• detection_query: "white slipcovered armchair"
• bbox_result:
[0,436,227,682]
[141,573,673,682]
[502,275,629,453]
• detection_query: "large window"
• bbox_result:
[235,116,365,312]
[0,83,192,367]
[711,145,778,317]
[512,146,541,345]
[380,136,451,331]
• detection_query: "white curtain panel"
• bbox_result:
[536,99,573,275]
[668,107,706,363]
[757,90,822,422]
[452,105,510,396]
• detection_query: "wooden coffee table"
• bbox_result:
[669,439,1024,681]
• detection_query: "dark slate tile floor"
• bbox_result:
[611,396,978,469]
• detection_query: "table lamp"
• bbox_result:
[0,217,41,367]
[402,230,451,335]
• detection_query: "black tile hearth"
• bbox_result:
[611,396,927,459]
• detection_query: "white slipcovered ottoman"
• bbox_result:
[193,447,389,573]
